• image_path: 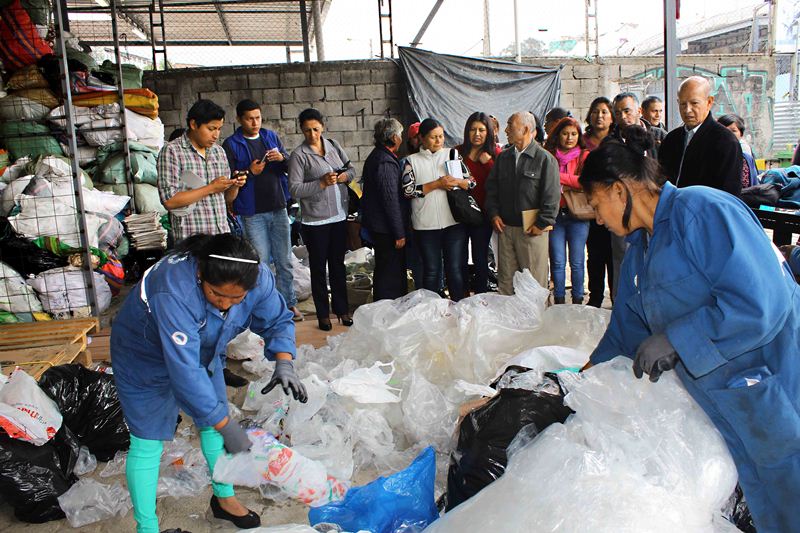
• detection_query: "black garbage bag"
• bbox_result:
[446,370,573,511]
[0,217,66,276]
[39,364,129,462]
[725,484,757,532]
[0,425,79,523]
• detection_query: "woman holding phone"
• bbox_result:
[288,108,355,331]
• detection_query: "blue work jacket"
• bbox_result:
[223,127,291,216]
[110,253,295,440]
[591,182,800,533]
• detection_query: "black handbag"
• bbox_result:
[446,149,483,226]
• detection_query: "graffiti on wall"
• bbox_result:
[620,65,774,155]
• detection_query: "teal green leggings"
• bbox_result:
[126,428,235,533]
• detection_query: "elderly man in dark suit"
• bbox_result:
[658,76,742,196]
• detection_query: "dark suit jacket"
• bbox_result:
[658,113,742,196]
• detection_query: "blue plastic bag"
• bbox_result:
[308,447,439,533]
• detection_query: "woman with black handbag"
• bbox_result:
[457,112,501,295]
[544,117,591,304]
[402,118,474,301]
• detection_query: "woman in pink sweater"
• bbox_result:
[544,117,591,304]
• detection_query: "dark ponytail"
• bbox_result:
[170,234,261,290]
[579,139,664,231]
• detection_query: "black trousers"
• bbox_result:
[371,231,408,301]
[586,221,613,307]
[301,221,349,318]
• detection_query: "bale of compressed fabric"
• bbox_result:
[5,64,49,91]
[93,141,157,185]
[0,0,52,72]
[0,94,50,121]
[0,121,63,160]
[12,87,59,108]
[71,89,159,119]
[94,60,143,89]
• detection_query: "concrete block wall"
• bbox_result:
[527,54,775,156]
[145,53,775,170]
[143,60,405,175]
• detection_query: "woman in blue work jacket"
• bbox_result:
[581,128,800,533]
[111,234,307,533]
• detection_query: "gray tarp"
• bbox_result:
[398,47,561,145]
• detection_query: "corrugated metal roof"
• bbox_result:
[64,0,330,46]
[773,101,800,151]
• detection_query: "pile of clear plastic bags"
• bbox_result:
[232,270,610,492]
[425,357,740,532]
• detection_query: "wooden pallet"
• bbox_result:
[0,318,99,379]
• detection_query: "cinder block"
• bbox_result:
[358,145,374,161]
[262,88,295,105]
[371,98,402,116]
[385,82,404,99]
[160,110,181,127]
[229,89,262,106]
[280,71,310,88]
[261,104,281,122]
[281,103,307,120]
[573,64,600,79]
[573,92,598,109]
[370,68,397,84]
[343,130,375,147]
[311,69,340,85]
[325,85,356,101]
[313,101,343,117]
[620,64,648,79]
[153,77,178,92]
[326,116,358,132]
[199,91,231,106]
[216,76,245,91]
[157,93,174,111]
[341,69,372,84]
[343,100,371,116]
[191,76,217,93]
[248,72,280,89]
[283,134,304,150]
[356,84,385,100]
[294,86,325,102]
[580,78,599,92]
[560,79,580,94]
[279,119,298,136]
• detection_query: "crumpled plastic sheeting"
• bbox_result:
[424,357,740,533]
[57,478,131,527]
[240,271,610,494]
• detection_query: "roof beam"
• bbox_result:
[213,1,233,45]
[410,0,444,47]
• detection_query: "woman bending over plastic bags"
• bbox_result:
[111,234,308,532]
[580,127,800,533]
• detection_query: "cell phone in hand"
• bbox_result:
[260,148,279,164]
[333,161,351,174]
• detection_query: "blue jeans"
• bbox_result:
[416,224,467,302]
[549,210,590,300]
[463,222,493,294]
[242,209,297,307]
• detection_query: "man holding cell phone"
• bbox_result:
[223,99,302,322]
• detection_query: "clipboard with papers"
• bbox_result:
[170,170,207,217]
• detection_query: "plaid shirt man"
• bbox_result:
[157,133,231,242]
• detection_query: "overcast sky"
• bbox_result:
[140,0,792,67]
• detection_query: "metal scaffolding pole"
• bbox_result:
[311,0,325,61]
[664,0,680,130]
[299,0,311,62]
[110,0,136,214]
[53,0,99,316]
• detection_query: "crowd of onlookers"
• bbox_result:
[155,74,776,333]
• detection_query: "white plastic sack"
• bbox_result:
[28,266,112,315]
[48,103,118,129]
[1,175,33,215]
[80,118,123,147]
[0,156,31,184]
[344,247,373,266]
[291,253,311,302]
[57,479,131,527]
[60,144,98,166]
[8,194,104,248]
[213,428,349,507]
[0,95,50,121]
[226,329,265,361]
[424,358,739,533]
[329,361,401,404]
[125,109,164,151]
[0,261,43,314]
[96,182,166,215]
[0,369,63,446]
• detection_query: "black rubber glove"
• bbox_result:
[632,333,680,383]
[261,359,308,403]
[217,419,251,454]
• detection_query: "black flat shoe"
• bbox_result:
[223,368,249,388]
[318,317,333,331]
[161,529,192,533]
[337,314,353,326]
[209,495,260,529]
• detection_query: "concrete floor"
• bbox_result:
[0,311,352,533]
